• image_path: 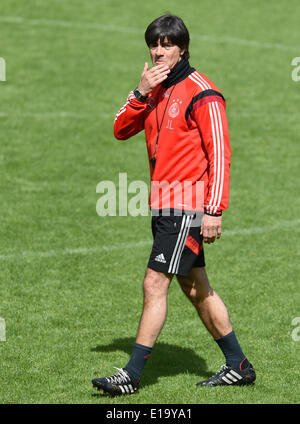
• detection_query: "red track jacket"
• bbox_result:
[114,60,231,215]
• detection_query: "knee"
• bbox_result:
[143,269,171,300]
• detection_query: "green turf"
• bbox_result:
[0,0,299,404]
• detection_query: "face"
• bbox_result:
[149,37,184,69]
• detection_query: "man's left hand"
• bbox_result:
[200,214,222,244]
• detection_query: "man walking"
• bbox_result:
[92,14,255,395]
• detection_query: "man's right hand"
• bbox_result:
[137,62,170,97]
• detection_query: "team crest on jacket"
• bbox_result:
[168,99,182,118]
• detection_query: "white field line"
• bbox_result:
[0,111,114,119]
[0,240,152,260]
[0,219,299,261]
[0,16,298,53]
[229,112,300,119]
[1,111,300,120]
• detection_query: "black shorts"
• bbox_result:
[148,212,205,277]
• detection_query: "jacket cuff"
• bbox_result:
[204,211,223,217]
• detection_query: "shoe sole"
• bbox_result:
[92,380,137,396]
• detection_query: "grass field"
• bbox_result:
[0,0,299,405]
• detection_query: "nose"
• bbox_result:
[155,45,163,56]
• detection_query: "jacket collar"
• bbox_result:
[161,58,195,89]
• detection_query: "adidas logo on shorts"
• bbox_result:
[154,253,167,263]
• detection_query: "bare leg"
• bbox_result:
[177,267,232,339]
[136,268,173,347]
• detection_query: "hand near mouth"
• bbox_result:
[137,62,170,97]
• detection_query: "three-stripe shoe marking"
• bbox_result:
[92,367,138,395]
[221,369,243,384]
[119,384,135,394]
[196,363,256,386]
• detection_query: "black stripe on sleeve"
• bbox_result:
[185,89,225,123]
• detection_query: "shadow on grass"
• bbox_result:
[91,336,211,392]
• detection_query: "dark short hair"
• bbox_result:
[145,14,190,60]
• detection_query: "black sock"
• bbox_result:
[124,343,152,383]
[215,330,250,370]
